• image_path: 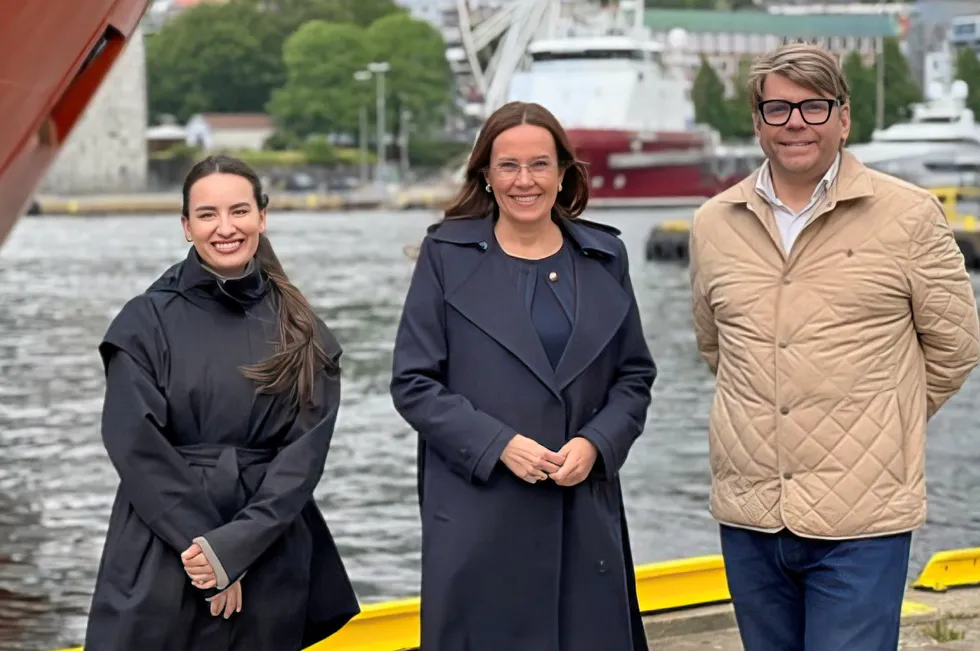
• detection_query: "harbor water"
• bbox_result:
[1,209,979,650]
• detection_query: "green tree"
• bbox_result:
[719,0,761,9]
[649,0,718,8]
[366,13,453,133]
[955,46,980,119]
[235,0,352,26]
[724,56,755,139]
[882,36,921,127]
[303,135,339,164]
[691,57,729,135]
[145,2,283,121]
[345,0,406,26]
[146,0,406,124]
[267,20,372,137]
[842,52,876,143]
[232,0,403,32]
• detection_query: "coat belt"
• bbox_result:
[176,444,278,521]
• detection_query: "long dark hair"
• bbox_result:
[181,155,336,407]
[444,101,589,221]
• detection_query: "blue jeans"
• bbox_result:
[720,524,912,651]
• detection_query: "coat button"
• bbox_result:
[459,448,471,460]
[783,276,792,285]
[478,241,488,250]
[780,406,790,415]
[783,472,793,480]
[779,341,788,348]
[597,559,608,574]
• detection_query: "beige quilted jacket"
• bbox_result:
[689,149,980,539]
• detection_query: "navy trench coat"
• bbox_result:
[84,248,359,651]
[390,214,656,651]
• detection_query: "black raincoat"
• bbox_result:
[83,247,359,651]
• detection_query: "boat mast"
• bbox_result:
[457,0,632,119]
[631,0,645,34]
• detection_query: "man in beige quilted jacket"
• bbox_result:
[689,42,980,651]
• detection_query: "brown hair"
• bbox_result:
[181,155,336,407]
[443,101,589,221]
[749,42,850,110]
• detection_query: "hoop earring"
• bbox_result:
[485,184,492,193]
[559,183,563,191]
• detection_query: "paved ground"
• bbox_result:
[643,586,980,650]
[658,623,980,650]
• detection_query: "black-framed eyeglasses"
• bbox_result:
[757,98,841,126]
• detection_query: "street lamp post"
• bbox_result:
[399,106,413,182]
[367,61,391,192]
[353,70,372,186]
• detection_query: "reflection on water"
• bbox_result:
[1,209,979,649]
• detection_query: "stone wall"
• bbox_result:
[37,24,148,195]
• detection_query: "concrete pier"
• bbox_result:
[29,184,458,215]
[642,584,980,649]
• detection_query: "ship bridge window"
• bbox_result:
[953,23,976,38]
[531,49,644,62]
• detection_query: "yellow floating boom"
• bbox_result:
[53,547,980,651]
[912,547,980,592]
[309,555,732,651]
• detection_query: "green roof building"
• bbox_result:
[641,8,906,94]
[644,9,902,39]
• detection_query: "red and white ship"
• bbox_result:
[450,0,763,208]
[511,35,762,207]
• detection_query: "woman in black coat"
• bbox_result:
[84,155,359,651]
[390,101,657,651]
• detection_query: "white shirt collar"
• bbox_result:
[755,152,841,210]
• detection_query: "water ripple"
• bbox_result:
[0,209,978,649]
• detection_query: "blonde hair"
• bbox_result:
[748,42,850,109]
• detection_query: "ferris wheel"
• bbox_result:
[453,0,648,119]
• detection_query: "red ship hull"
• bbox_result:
[567,128,751,208]
[0,0,150,247]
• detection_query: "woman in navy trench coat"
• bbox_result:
[390,101,657,651]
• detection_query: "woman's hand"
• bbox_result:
[181,543,216,589]
[549,437,597,487]
[500,434,565,483]
[209,580,243,618]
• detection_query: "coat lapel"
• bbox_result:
[553,219,631,392]
[447,249,560,396]
[430,214,632,397]
[434,216,560,397]
[553,249,630,392]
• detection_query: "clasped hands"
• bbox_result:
[181,543,242,618]
[500,434,597,486]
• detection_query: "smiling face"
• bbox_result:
[755,72,850,184]
[484,123,565,226]
[181,172,266,276]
